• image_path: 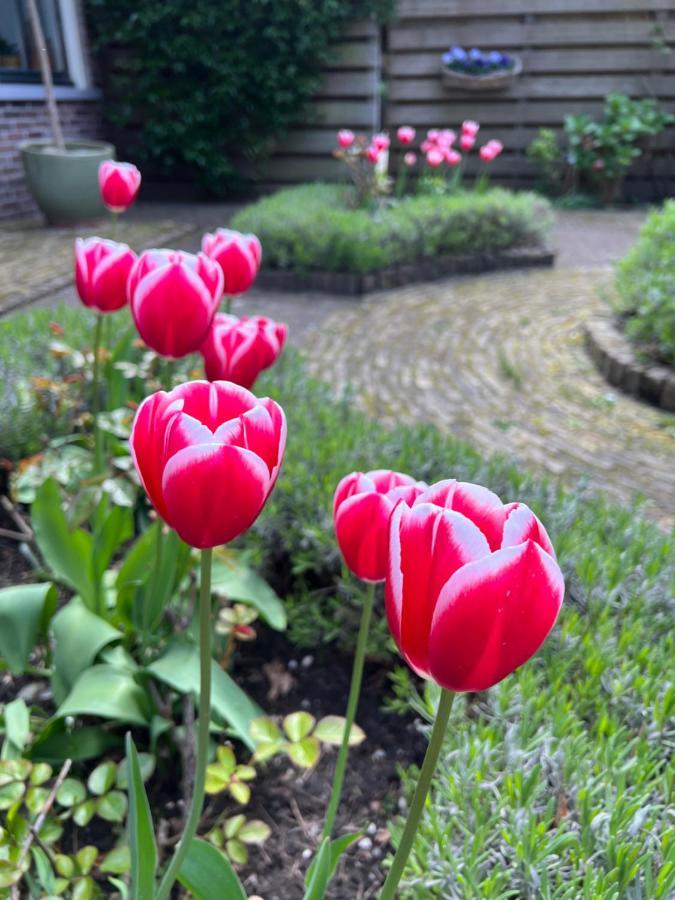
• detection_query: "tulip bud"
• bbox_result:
[337,129,355,148]
[403,152,417,167]
[74,237,137,314]
[426,149,444,168]
[200,313,287,389]
[98,160,141,213]
[202,228,262,296]
[397,126,416,145]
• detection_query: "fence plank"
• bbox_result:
[315,71,379,99]
[396,0,673,16]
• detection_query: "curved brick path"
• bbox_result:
[300,265,675,525]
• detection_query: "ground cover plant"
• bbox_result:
[613,199,675,366]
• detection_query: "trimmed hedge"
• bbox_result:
[614,200,675,366]
[231,184,553,274]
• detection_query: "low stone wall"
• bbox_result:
[257,246,554,296]
[584,316,675,412]
[0,99,102,220]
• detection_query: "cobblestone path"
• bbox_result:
[301,266,675,524]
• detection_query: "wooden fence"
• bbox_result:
[262,0,675,197]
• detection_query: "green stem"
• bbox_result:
[111,210,119,241]
[91,313,104,472]
[321,580,376,839]
[155,547,213,900]
[379,689,455,900]
[223,296,232,315]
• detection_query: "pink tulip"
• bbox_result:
[74,237,136,314]
[403,152,417,167]
[386,479,564,692]
[202,228,262,296]
[337,129,355,148]
[438,129,457,147]
[397,126,416,145]
[480,140,504,162]
[462,120,480,138]
[445,149,462,166]
[420,140,433,153]
[427,129,440,141]
[131,381,286,549]
[127,249,223,359]
[372,133,390,151]
[459,133,475,152]
[366,145,380,164]
[200,313,287,389]
[334,471,426,583]
[98,160,141,213]
[426,149,444,167]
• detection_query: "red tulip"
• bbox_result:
[202,228,262,296]
[98,160,141,213]
[128,249,223,359]
[459,133,475,152]
[462,120,480,137]
[337,129,355,148]
[479,140,504,162]
[333,471,426,583]
[386,479,564,691]
[130,380,286,549]
[445,149,462,166]
[366,145,380,165]
[426,149,444,168]
[372,133,390,151]
[74,237,136,314]
[397,126,416,145]
[200,313,287,388]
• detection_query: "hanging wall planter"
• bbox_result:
[441,46,522,93]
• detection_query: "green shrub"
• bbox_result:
[249,352,674,658]
[614,200,675,365]
[232,184,552,273]
[84,0,393,192]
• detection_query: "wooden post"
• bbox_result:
[25,0,65,150]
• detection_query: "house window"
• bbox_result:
[0,0,70,84]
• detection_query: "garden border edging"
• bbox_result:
[256,246,554,296]
[584,316,675,412]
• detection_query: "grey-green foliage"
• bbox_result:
[231,184,553,274]
[614,199,675,365]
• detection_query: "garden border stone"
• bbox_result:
[255,246,554,296]
[584,316,675,412]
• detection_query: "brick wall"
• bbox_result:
[0,99,102,220]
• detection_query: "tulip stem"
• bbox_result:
[111,211,118,241]
[91,312,104,472]
[155,547,213,900]
[321,580,375,840]
[379,689,455,900]
[224,296,232,315]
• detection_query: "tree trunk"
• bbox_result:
[25,0,65,151]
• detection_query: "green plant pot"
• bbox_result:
[19,140,115,225]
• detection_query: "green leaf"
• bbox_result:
[226,837,248,865]
[100,845,131,875]
[55,778,87,808]
[210,552,287,630]
[314,716,366,747]
[177,838,246,900]
[250,716,282,745]
[29,722,120,764]
[302,836,332,900]
[238,819,271,845]
[0,781,25,810]
[51,599,122,704]
[304,832,361,891]
[72,875,95,900]
[3,698,30,756]
[87,760,117,795]
[140,527,192,633]
[0,583,57,674]
[284,712,316,743]
[31,844,55,894]
[147,641,262,749]
[25,785,50,815]
[116,753,155,790]
[125,733,157,900]
[75,846,98,875]
[96,790,127,822]
[31,479,95,607]
[57,665,150,727]
[30,763,53,786]
[91,503,133,584]
[54,854,74,878]
[286,736,321,769]
[204,765,231,796]
[228,781,251,805]
[72,799,96,827]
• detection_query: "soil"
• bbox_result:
[0,520,427,899]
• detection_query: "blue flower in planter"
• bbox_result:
[469,47,483,62]
[450,45,468,61]
[488,50,503,65]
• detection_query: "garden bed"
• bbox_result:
[232,184,554,295]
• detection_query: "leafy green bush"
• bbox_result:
[231,184,552,273]
[84,0,393,191]
[614,200,675,365]
[249,352,674,659]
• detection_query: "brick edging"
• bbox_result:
[256,246,555,296]
[584,317,675,412]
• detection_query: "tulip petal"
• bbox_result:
[501,503,556,558]
[162,443,270,548]
[172,380,257,430]
[335,491,395,583]
[129,391,175,524]
[428,541,564,692]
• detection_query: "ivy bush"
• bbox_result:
[231,184,552,273]
[84,0,393,191]
[614,200,675,366]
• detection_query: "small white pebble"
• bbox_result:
[371,748,386,762]
[301,655,314,668]
[367,822,377,835]
[358,837,373,851]
[301,848,312,860]
[398,796,408,812]
[372,848,382,859]
[301,698,311,709]
[288,659,299,670]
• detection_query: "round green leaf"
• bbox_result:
[100,845,131,874]
[96,790,127,823]
[56,778,86,808]
[283,711,315,743]
[225,838,248,866]
[75,846,98,875]
[215,746,236,775]
[72,799,96,827]
[249,716,281,745]
[54,854,75,879]
[286,736,320,769]
[204,764,231,796]
[224,814,246,839]
[38,819,63,844]
[25,785,50,816]
[228,781,251,806]
[0,781,25,810]
[72,876,95,900]
[30,763,53,786]
[87,761,116,796]
[314,716,366,747]
[238,820,271,845]
[235,765,256,782]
